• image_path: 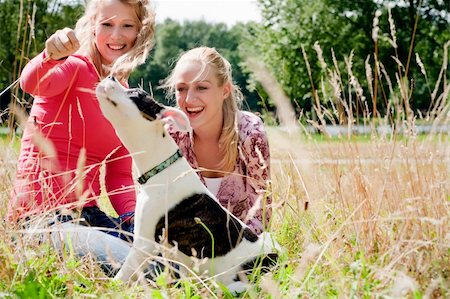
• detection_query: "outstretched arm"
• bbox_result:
[20,28,81,97]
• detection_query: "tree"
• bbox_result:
[0,0,82,123]
[246,0,449,121]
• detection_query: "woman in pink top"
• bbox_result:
[163,47,272,235]
[10,0,155,242]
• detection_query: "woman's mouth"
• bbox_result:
[186,106,204,117]
[108,44,126,51]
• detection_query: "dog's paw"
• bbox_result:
[226,281,249,296]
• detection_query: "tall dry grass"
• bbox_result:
[266,130,449,297]
[1,129,448,297]
[245,7,449,297]
[0,3,449,298]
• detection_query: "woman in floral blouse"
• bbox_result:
[163,46,272,235]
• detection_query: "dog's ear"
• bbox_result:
[160,107,190,132]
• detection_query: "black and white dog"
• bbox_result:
[96,77,281,291]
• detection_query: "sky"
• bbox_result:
[153,0,261,26]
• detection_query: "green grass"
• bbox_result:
[1,127,449,298]
[0,131,21,152]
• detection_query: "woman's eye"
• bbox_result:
[124,24,135,28]
[101,22,112,27]
[198,86,207,90]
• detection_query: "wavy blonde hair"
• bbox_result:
[163,47,243,173]
[75,0,155,80]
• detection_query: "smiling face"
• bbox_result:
[173,60,231,131]
[94,0,139,65]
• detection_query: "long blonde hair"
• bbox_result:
[163,47,243,172]
[75,0,155,80]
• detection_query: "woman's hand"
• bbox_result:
[45,27,80,60]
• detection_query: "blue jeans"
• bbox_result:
[48,207,134,276]
[80,206,134,242]
[51,208,164,278]
[50,222,132,277]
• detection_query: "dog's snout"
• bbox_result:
[102,76,120,93]
[106,75,117,82]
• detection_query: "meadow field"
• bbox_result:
[0,2,448,296]
[0,125,448,298]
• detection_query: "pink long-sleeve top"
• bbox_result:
[169,111,272,235]
[9,51,136,220]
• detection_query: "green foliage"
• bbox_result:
[14,270,67,298]
[0,0,82,84]
[1,0,448,120]
[346,252,381,297]
[0,0,82,120]
[248,0,450,117]
[4,244,72,298]
[0,238,138,298]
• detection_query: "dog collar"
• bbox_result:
[137,149,183,185]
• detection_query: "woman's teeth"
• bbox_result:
[109,45,125,50]
[187,107,203,113]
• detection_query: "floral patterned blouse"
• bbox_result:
[169,111,272,235]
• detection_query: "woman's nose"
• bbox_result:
[111,26,122,39]
[185,88,195,102]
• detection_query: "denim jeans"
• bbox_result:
[80,206,134,242]
[46,206,133,276]
[50,207,165,278]
[50,221,132,277]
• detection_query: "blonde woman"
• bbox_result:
[164,47,272,235]
[10,0,155,242]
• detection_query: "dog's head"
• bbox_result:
[96,76,189,133]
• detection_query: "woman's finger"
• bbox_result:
[65,29,80,51]
[45,28,79,60]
